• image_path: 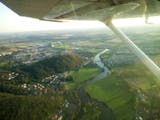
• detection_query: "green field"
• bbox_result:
[86,69,135,119]
[86,62,160,119]
[66,67,101,90]
[63,67,102,120]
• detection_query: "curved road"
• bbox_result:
[78,49,115,120]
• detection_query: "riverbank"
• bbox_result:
[77,48,114,120]
[63,49,114,120]
[93,49,109,81]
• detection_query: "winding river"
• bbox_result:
[93,49,109,81]
[78,49,115,120]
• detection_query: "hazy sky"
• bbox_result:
[0,2,160,33]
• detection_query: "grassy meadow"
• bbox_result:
[66,67,101,90]
[86,62,160,119]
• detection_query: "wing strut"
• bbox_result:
[105,21,160,79]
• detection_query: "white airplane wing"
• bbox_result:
[1,0,160,22]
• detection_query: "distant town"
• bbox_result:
[1,25,160,120]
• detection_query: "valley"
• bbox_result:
[0,25,160,120]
